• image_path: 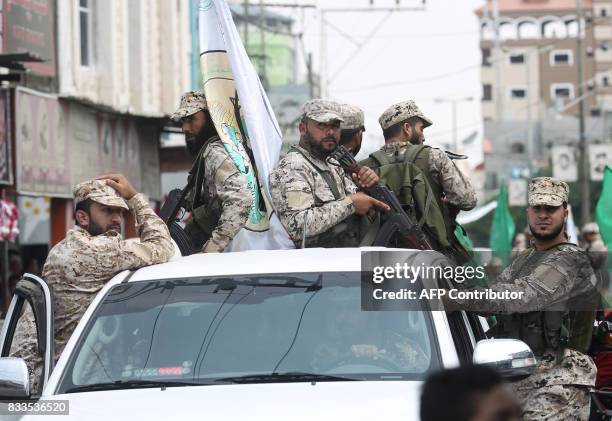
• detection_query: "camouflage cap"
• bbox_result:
[301,99,344,124]
[378,100,433,130]
[528,177,569,207]
[170,91,208,121]
[73,179,129,210]
[339,103,365,130]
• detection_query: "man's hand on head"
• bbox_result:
[96,174,137,200]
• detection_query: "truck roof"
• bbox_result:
[127,247,432,282]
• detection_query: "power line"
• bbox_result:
[328,10,393,83]
[332,40,582,92]
[300,30,479,40]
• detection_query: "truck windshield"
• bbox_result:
[57,272,440,393]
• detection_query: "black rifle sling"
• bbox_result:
[291,146,342,200]
[165,136,218,226]
[403,145,433,229]
[191,135,222,209]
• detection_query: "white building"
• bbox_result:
[57,0,192,117]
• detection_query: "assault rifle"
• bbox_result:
[330,146,434,250]
[159,179,196,256]
[160,187,190,226]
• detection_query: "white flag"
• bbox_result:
[199,0,293,250]
[566,205,579,245]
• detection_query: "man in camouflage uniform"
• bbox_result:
[269,99,388,247]
[361,100,477,213]
[580,222,609,293]
[11,174,174,393]
[448,177,598,421]
[172,91,253,253]
[338,103,365,156]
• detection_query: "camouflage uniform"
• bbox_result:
[269,100,358,246]
[580,222,609,291]
[10,179,174,393]
[171,91,252,253]
[450,178,598,421]
[373,100,476,211]
[338,103,364,131]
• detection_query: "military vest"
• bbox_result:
[183,136,223,250]
[494,243,597,360]
[290,146,362,248]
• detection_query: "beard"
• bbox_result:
[529,220,565,241]
[186,121,217,157]
[409,131,424,145]
[86,220,120,236]
[305,130,338,159]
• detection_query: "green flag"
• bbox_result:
[490,181,515,265]
[596,165,612,247]
[455,224,474,251]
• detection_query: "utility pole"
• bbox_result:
[259,0,267,87]
[492,0,503,122]
[319,7,327,97]
[525,50,533,176]
[244,0,249,54]
[307,52,314,98]
[576,0,590,225]
[434,97,474,153]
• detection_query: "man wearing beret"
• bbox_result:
[11,174,174,393]
[269,99,388,247]
[362,100,477,214]
[338,103,366,156]
[448,177,598,420]
[171,90,253,253]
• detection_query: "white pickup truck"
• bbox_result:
[0,248,535,420]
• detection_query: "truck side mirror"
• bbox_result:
[0,357,30,398]
[473,338,537,381]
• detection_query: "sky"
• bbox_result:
[273,0,487,165]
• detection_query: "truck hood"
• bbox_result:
[28,380,422,421]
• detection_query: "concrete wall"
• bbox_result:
[57,0,192,117]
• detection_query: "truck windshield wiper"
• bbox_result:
[213,371,357,384]
[64,379,207,393]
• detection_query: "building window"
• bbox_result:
[483,84,492,101]
[566,20,579,37]
[481,21,495,40]
[543,19,568,38]
[79,0,93,67]
[550,50,573,66]
[510,142,525,154]
[482,48,491,67]
[602,8,608,17]
[509,53,525,64]
[485,173,498,190]
[517,20,539,39]
[499,21,517,40]
[604,76,610,87]
[509,87,527,99]
[551,83,575,100]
